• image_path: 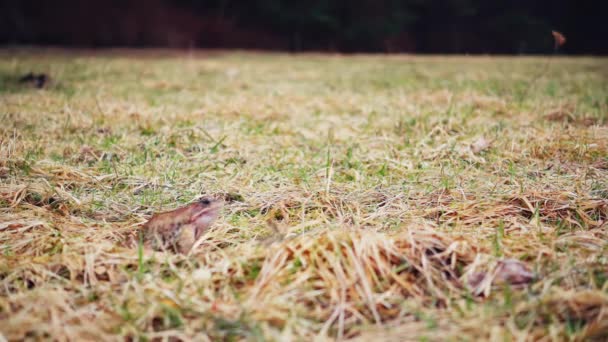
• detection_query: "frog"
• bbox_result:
[140,197,222,254]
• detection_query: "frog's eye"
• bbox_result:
[199,198,211,205]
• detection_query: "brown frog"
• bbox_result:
[140,197,222,254]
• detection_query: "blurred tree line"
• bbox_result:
[0,0,606,54]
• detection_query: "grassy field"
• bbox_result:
[1,49,607,341]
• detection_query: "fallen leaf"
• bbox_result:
[468,258,536,296]
[19,72,50,88]
[552,30,566,48]
[471,137,491,154]
[494,258,535,285]
[192,268,212,282]
[545,110,574,123]
[95,265,107,275]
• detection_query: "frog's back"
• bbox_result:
[140,210,185,250]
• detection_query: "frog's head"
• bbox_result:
[188,197,223,235]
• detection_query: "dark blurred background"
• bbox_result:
[0,0,606,54]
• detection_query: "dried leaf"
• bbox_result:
[545,110,574,123]
[494,258,535,285]
[468,258,535,296]
[471,137,491,154]
[18,72,50,88]
[552,30,566,47]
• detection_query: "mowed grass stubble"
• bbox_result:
[1,50,607,340]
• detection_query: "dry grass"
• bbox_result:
[1,49,607,341]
